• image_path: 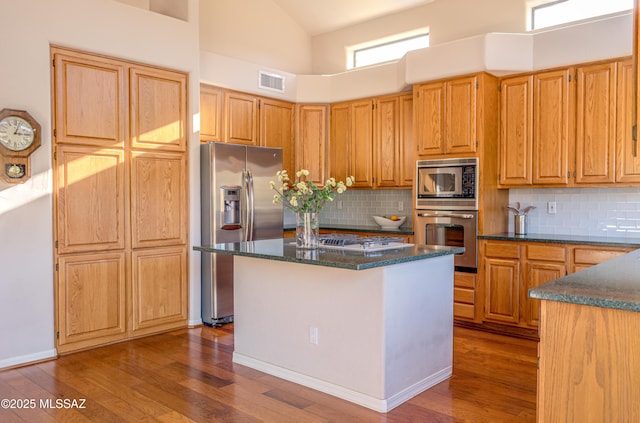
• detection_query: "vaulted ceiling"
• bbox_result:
[270,0,435,35]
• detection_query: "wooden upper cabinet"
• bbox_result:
[330,103,350,182]
[446,75,477,155]
[132,245,188,334]
[374,95,400,188]
[52,50,126,147]
[414,81,445,155]
[296,104,328,185]
[55,145,126,254]
[225,91,259,145]
[399,94,415,187]
[200,84,223,142]
[499,75,533,186]
[533,68,573,185]
[616,59,640,183]
[329,99,374,188]
[260,98,295,173]
[575,62,617,184]
[374,93,414,188]
[130,151,187,248]
[350,99,374,188]
[130,67,187,152]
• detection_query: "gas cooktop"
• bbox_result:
[318,234,413,252]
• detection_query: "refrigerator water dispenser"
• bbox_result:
[220,185,241,229]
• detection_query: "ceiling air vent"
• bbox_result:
[259,71,285,93]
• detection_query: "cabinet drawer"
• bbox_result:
[454,302,475,320]
[454,271,476,289]
[454,287,475,304]
[573,247,632,265]
[526,244,566,262]
[484,242,520,259]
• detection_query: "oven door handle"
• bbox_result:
[417,212,475,219]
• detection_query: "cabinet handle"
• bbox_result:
[633,124,637,158]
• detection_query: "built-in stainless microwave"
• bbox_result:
[416,157,478,210]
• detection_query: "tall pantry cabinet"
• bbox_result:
[52,47,188,353]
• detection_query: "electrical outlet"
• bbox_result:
[309,326,319,345]
[398,201,404,211]
[547,201,557,214]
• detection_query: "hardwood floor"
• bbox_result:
[0,325,537,422]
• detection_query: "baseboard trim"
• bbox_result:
[233,352,451,413]
[0,349,57,371]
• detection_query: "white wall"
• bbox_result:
[311,0,528,75]
[0,0,201,368]
[199,0,313,75]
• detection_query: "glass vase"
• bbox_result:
[296,212,319,249]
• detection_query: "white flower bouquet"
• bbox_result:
[270,169,354,214]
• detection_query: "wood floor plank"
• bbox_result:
[0,325,537,422]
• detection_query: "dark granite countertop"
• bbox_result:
[195,238,461,271]
[529,249,640,312]
[284,223,413,236]
[479,232,640,248]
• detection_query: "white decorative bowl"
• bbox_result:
[373,215,406,229]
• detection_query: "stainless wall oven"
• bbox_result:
[415,157,479,271]
[414,210,477,271]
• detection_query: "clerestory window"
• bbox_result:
[530,0,633,31]
[351,33,429,69]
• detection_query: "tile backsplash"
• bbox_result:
[284,189,413,228]
[509,187,640,237]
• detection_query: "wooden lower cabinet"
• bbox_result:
[132,246,188,334]
[56,252,127,353]
[453,271,477,321]
[480,239,633,333]
[482,241,520,324]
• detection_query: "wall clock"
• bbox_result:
[0,109,41,184]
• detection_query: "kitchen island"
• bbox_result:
[529,248,640,422]
[195,239,463,412]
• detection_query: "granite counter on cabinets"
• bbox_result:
[479,232,640,248]
[195,238,459,270]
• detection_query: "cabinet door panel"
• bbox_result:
[534,69,571,185]
[415,82,445,155]
[53,52,125,147]
[351,99,374,188]
[132,246,188,333]
[200,84,223,142]
[575,63,616,184]
[484,258,519,324]
[616,59,640,182]
[225,92,259,145]
[296,105,328,185]
[130,67,186,151]
[446,76,477,154]
[500,75,533,185]
[131,152,187,248]
[524,261,566,328]
[330,103,350,183]
[57,252,126,350]
[260,98,295,173]
[375,96,400,187]
[56,145,125,254]
[399,94,414,187]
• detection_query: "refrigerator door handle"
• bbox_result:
[247,169,255,241]
[242,169,250,242]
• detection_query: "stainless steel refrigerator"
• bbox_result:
[200,142,283,326]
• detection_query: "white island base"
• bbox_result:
[232,254,454,413]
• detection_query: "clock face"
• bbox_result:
[0,116,36,151]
